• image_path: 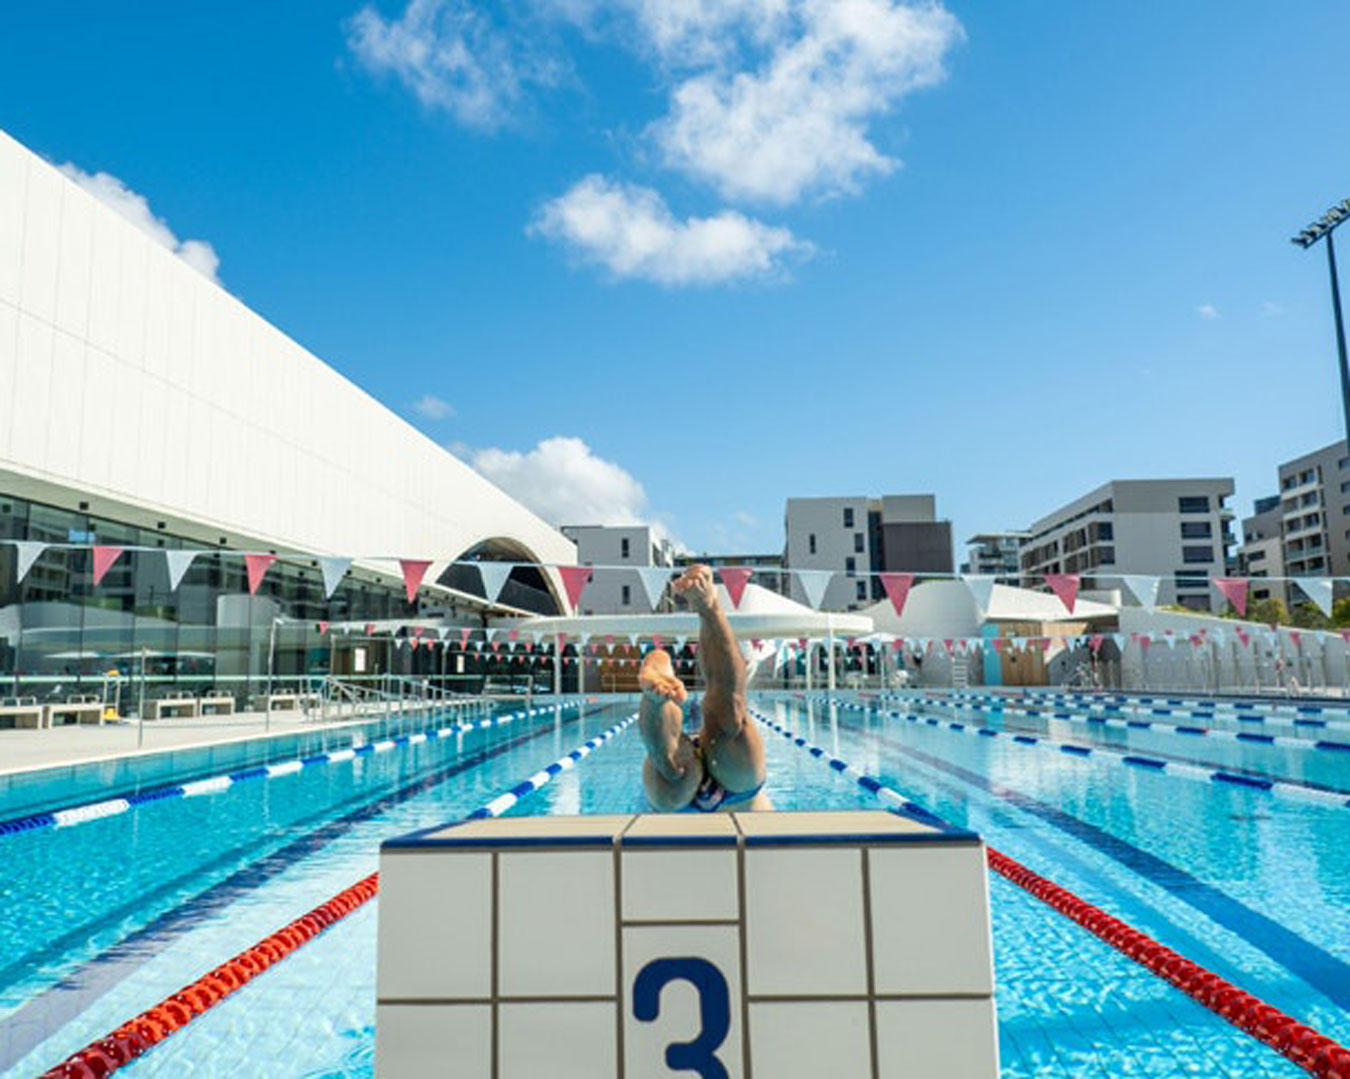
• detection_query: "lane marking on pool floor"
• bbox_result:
[35,712,637,1079]
[751,705,1350,1079]
[807,695,1350,810]
[0,699,589,838]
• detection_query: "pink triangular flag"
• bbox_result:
[318,621,330,635]
[1044,573,1080,614]
[558,565,593,610]
[1089,634,1103,654]
[1212,577,1248,617]
[412,626,424,639]
[398,559,432,604]
[460,628,472,648]
[91,545,124,587]
[365,622,376,636]
[1290,630,1302,648]
[879,573,915,617]
[719,567,752,609]
[244,554,277,595]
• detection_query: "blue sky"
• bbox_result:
[3,1,1349,557]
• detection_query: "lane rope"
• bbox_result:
[37,711,636,1079]
[0,700,587,838]
[751,703,1350,1079]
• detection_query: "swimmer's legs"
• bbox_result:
[638,648,700,811]
[674,564,769,805]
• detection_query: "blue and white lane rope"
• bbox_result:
[934,690,1350,738]
[468,713,637,818]
[951,688,1350,727]
[0,700,590,837]
[814,696,1350,811]
[901,693,1350,751]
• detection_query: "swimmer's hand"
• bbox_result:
[674,563,719,613]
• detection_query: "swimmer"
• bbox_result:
[637,563,771,812]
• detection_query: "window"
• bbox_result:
[845,556,856,575]
[621,584,631,605]
[1282,476,1296,490]
[1304,513,1321,528]
[856,580,867,601]
[843,507,854,528]
[1180,521,1211,539]
[1248,549,1266,562]
[1300,468,1316,484]
[808,533,817,555]
[1097,546,1115,564]
[1094,521,1114,541]
[1341,481,1350,494]
[1302,492,1319,507]
[1174,570,1208,591]
[853,532,864,553]
[1340,456,1350,469]
[620,537,630,559]
[1178,496,1210,513]
[1344,505,1350,516]
[1182,545,1214,563]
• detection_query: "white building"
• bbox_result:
[1237,495,1284,603]
[962,531,1028,577]
[560,524,674,614]
[1020,479,1235,611]
[0,125,576,700]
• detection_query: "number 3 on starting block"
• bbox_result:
[633,957,733,1079]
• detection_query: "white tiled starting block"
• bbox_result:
[376,810,998,1079]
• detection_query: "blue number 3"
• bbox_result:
[632,957,732,1079]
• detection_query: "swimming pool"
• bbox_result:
[3,691,1348,1077]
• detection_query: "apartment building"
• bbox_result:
[784,495,953,611]
[1275,440,1350,587]
[1020,479,1235,610]
[559,525,675,614]
[962,531,1029,577]
[1237,495,1284,602]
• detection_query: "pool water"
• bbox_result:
[1,692,1347,1077]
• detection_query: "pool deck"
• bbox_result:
[0,702,450,778]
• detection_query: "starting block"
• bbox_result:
[376,810,998,1078]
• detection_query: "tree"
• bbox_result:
[1241,597,1289,626]
[1290,602,1330,630]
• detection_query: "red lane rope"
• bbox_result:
[987,848,1350,1078]
[39,873,379,1079]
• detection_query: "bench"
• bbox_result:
[199,695,236,716]
[46,701,107,726]
[0,701,47,730]
[266,693,300,712]
[146,697,200,720]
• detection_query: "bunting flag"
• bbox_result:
[163,549,198,591]
[12,541,46,584]
[961,575,995,616]
[879,573,915,617]
[1212,577,1248,617]
[412,626,424,639]
[719,567,752,609]
[1044,573,1079,614]
[559,565,593,610]
[1089,634,1104,654]
[365,623,376,636]
[398,559,432,604]
[508,628,519,642]
[794,569,834,610]
[634,566,674,610]
[244,554,277,596]
[318,556,351,600]
[318,620,330,635]
[460,627,472,648]
[91,545,124,587]
[1290,630,1302,649]
[1120,575,1160,612]
[478,563,513,605]
[1296,577,1335,618]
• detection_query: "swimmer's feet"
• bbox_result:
[674,563,719,614]
[639,648,687,705]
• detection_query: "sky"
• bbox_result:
[3,1,1349,557]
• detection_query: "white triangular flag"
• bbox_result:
[794,569,834,610]
[478,563,513,603]
[1120,575,1160,611]
[1296,577,1335,618]
[12,541,46,584]
[635,566,673,610]
[962,575,996,616]
[318,556,351,599]
[162,549,198,591]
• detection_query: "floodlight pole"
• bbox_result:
[1292,199,1350,450]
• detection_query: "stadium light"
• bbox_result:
[1292,198,1350,449]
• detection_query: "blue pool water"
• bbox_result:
[1,691,1347,1077]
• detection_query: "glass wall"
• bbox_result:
[0,494,561,716]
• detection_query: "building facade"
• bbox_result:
[962,531,1029,577]
[784,494,953,611]
[1020,479,1235,611]
[0,126,576,707]
[1275,440,1350,590]
[1237,495,1284,603]
[560,525,675,614]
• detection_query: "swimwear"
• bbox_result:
[682,735,764,813]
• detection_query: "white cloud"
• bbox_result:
[346,0,560,129]
[1260,301,1286,317]
[470,435,680,545]
[642,0,963,204]
[57,164,221,283]
[532,174,810,285]
[412,393,454,419]
[1196,304,1220,320]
